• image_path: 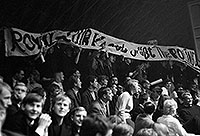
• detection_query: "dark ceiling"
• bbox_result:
[0,0,196,50]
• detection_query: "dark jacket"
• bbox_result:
[81,89,97,111]
[66,89,82,109]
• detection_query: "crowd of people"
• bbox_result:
[0,53,200,136]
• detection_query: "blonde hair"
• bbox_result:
[163,99,177,115]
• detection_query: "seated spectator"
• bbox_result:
[48,94,71,136]
[88,87,113,118]
[80,114,113,136]
[134,101,155,135]
[7,82,28,117]
[112,123,134,136]
[157,99,196,136]
[4,93,52,136]
[65,107,87,136]
[136,128,158,136]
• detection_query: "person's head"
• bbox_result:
[14,69,25,81]
[124,79,139,96]
[31,87,46,102]
[52,94,71,117]
[110,76,118,86]
[80,115,113,136]
[21,93,44,120]
[182,92,193,107]
[151,123,169,136]
[85,75,98,89]
[0,82,12,108]
[141,80,151,90]
[49,84,63,97]
[143,101,156,115]
[69,107,87,127]
[70,69,81,79]
[68,75,82,89]
[139,93,150,105]
[108,115,123,126]
[98,87,113,102]
[98,75,109,87]
[29,69,40,82]
[13,82,28,101]
[112,123,134,136]
[163,99,177,116]
[54,71,64,83]
[136,128,158,136]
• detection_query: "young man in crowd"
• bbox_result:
[88,87,113,118]
[3,93,52,136]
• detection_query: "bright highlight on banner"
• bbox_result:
[3,27,200,73]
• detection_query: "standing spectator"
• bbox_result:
[157,99,195,136]
[27,69,42,92]
[88,87,113,118]
[81,75,98,111]
[48,94,71,136]
[134,101,156,135]
[9,69,25,89]
[51,71,65,93]
[4,93,52,136]
[66,75,82,109]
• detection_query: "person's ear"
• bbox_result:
[0,110,6,121]
[21,104,25,110]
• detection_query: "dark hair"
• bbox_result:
[84,75,97,87]
[98,75,109,83]
[22,93,43,106]
[112,123,134,136]
[144,101,156,115]
[139,93,149,104]
[68,75,79,88]
[31,87,46,98]
[98,87,110,99]
[80,114,112,136]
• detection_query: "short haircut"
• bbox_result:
[98,75,109,83]
[80,114,112,136]
[85,75,97,87]
[69,106,87,119]
[68,75,79,88]
[139,93,149,104]
[52,94,71,109]
[0,82,12,94]
[136,128,158,136]
[31,87,46,98]
[112,123,134,136]
[22,93,43,106]
[97,87,110,99]
[144,101,156,115]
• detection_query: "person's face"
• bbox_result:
[14,85,27,101]
[105,88,113,101]
[91,78,98,89]
[17,70,25,81]
[75,78,82,89]
[71,110,87,127]
[101,79,108,87]
[53,99,70,117]
[111,77,118,85]
[73,70,81,78]
[183,95,193,106]
[23,102,43,120]
[0,87,12,108]
[143,82,150,89]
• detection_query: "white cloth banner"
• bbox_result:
[4,27,200,73]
